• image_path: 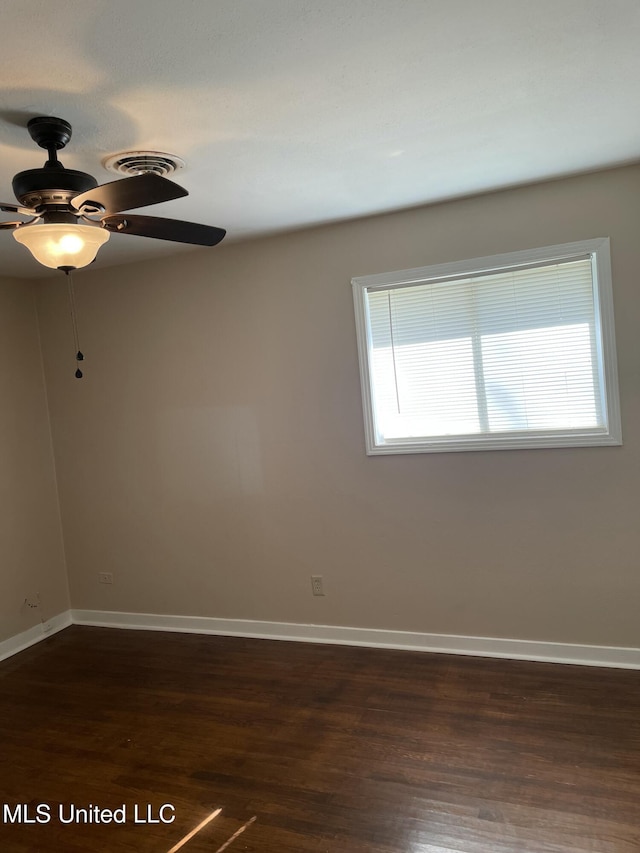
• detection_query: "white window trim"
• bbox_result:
[352,238,622,455]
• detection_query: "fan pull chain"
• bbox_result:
[61,266,84,378]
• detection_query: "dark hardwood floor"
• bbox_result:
[0,626,638,852]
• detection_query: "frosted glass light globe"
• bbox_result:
[14,223,110,269]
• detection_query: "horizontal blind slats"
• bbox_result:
[366,257,603,440]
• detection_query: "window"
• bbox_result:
[352,238,621,454]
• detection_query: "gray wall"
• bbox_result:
[0,276,68,643]
[35,165,640,647]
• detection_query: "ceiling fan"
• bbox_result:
[0,116,226,270]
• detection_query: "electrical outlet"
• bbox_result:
[98,572,114,585]
[311,575,325,596]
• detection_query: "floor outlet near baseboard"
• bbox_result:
[311,575,325,596]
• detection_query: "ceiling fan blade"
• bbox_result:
[71,174,188,214]
[0,220,22,230]
[101,214,226,246]
[0,202,37,216]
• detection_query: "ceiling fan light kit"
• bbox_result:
[13,222,110,269]
[1,116,226,271]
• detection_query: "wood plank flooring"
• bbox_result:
[0,626,638,852]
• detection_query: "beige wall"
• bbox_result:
[36,165,640,648]
[0,276,69,643]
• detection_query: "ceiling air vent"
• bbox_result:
[103,151,185,178]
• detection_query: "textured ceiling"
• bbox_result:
[1,0,640,277]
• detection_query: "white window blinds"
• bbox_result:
[353,240,621,453]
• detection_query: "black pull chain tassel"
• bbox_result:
[62,267,85,379]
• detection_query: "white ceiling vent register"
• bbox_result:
[103,151,186,177]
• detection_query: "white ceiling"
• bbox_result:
[1,0,639,278]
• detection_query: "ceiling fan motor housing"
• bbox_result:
[12,167,98,209]
[13,116,98,212]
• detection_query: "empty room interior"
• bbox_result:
[1,2,639,851]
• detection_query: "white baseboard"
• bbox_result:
[2,608,638,669]
[70,609,640,670]
[0,610,72,663]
